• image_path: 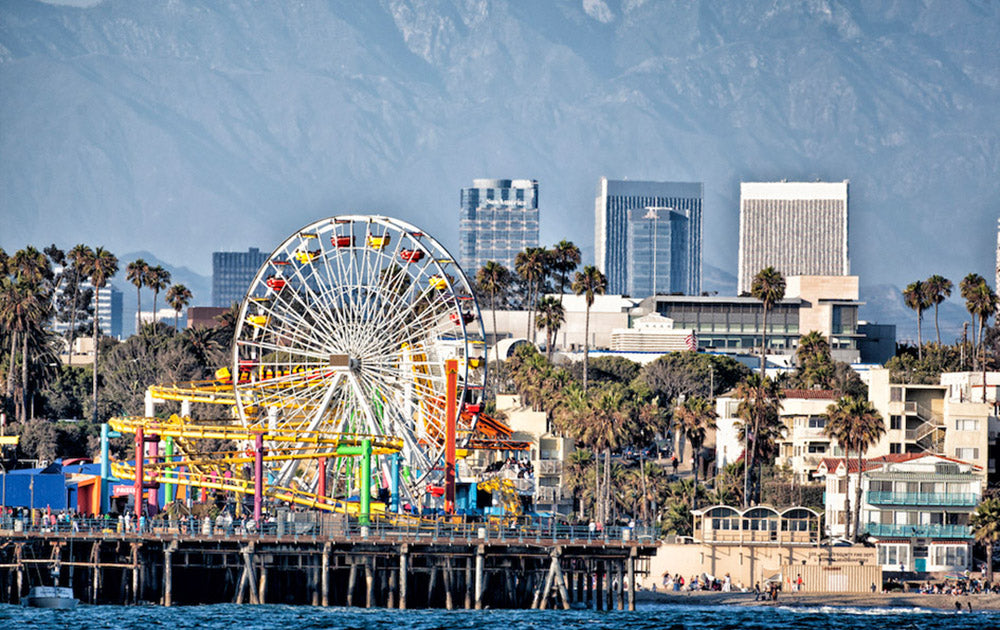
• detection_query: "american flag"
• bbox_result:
[685,331,697,351]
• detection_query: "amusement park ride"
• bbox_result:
[105,216,530,526]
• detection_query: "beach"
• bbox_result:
[637,589,1000,611]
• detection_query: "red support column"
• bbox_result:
[317,457,327,504]
[134,426,144,517]
[147,436,159,516]
[444,358,458,515]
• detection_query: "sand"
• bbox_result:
[636,589,1000,611]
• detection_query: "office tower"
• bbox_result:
[212,247,269,307]
[51,274,123,339]
[737,181,849,295]
[459,179,539,272]
[595,178,702,297]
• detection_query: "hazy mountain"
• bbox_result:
[114,250,211,336]
[2,0,998,314]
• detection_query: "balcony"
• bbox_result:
[864,523,971,539]
[867,491,978,507]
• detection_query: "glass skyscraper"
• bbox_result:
[459,179,539,272]
[595,178,703,298]
[212,247,269,307]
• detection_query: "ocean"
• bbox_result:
[2,603,995,630]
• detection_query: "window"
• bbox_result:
[807,417,826,429]
[807,443,827,454]
[890,415,902,430]
[889,443,902,454]
[955,418,980,431]
[955,447,980,460]
[890,387,903,402]
[931,545,968,568]
[878,544,910,567]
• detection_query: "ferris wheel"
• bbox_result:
[232,215,487,502]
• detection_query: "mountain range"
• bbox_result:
[2,0,998,339]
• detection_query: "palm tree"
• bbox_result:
[903,280,931,359]
[674,396,718,508]
[751,267,786,374]
[572,265,606,392]
[961,273,987,363]
[82,247,119,424]
[968,282,998,402]
[0,279,50,422]
[65,244,94,367]
[549,240,581,302]
[146,265,171,326]
[166,284,193,331]
[514,247,547,341]
[10,246,53,286]
[735,374,784,506]
[824,395,885,542]
[923,275,952,345]
[126,259,149,331]
[971,497,1000,582]
[476,260,512,356]
[584,385,632,523]
[535,295,565,363]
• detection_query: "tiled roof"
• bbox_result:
[815,452,982,475]
[781,389,841,400]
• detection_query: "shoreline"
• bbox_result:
[636,590,1000,611]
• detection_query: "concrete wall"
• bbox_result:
[643,543,877,592]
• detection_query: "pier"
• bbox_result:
[0,518,655,609]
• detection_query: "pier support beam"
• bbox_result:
[364,558,374,608]
[321,543,330,607]
[398,545,408,610]
[627,549,636,611]
[474,545,485,610]
[163,540,177,607]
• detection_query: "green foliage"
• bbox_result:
[885,343,963,384]
[639,351,750,403]
[565,355,641,385]
[12,418,97,462]
[39,365,91,419]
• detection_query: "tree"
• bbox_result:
[735,374,784,506]
[126,258,150,330]
[961,273,987,366]
[166,284,193,330]
[80,247,119,424]
[146,265,171,326]
[968,281,998,402]
[751,267,786,374]
[903,280,931,360]
[674,396,717,508]
[572,265,606,392]
[476,260,512,376]
[795,330,834,389]
[971,497,1000,582]
[549,240,580,302]
[514,247,547,341]
[0,278,51,422]
[641,352,750,405]
[824,396,885,542]
[535,295,565,363]
[923,274,952,345]
[66,244,94,367]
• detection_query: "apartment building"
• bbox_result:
[817,453,982,572]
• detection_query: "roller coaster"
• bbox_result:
[108,216,528,525]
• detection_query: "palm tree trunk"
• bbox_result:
[982,314,989,403]
[843,451,852,542]
[136,286,142,332]
[972,315,979,370]
[68,281,79,367]
[934,303,941,345]
[691,440,699,510]
[20,330,29,422]
[153,290,159,326]
[6,332,16,398]
[854,449,864,542]
[916,311,923,360]
[593,456,600,523]
[639,453,648,524]
[604,449,611,526]
[92,286,100,424]
[583,303,591,392]
[760,307,768,374]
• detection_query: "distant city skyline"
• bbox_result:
[459,179,539,272]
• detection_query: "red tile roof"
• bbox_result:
[782,389,841,400]
[815,452,982,475]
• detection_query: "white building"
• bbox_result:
[817,453,982,573]
[609,312,695,352]
[737,181,849,295]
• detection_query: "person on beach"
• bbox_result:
[753,582,761,601]
[796,574,803,592]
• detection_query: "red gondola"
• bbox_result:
[266,277,286,291]
[464,403,481,414]
[399,249,424,263]
[332,235,354,248]
[449,312,475,325]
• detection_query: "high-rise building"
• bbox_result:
[737,181,849,295]
[50,272,123,339]
[212,247,269,307]
[594,178,702,297]
[459,179,539,272]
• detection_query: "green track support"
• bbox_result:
[359,438,372,525]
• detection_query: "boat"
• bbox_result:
[22,585,78,609]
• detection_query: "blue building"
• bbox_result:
[595,178,702,298]
[459,179,539,272]
[212,247,269,308]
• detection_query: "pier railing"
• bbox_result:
[0,514,657,545]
